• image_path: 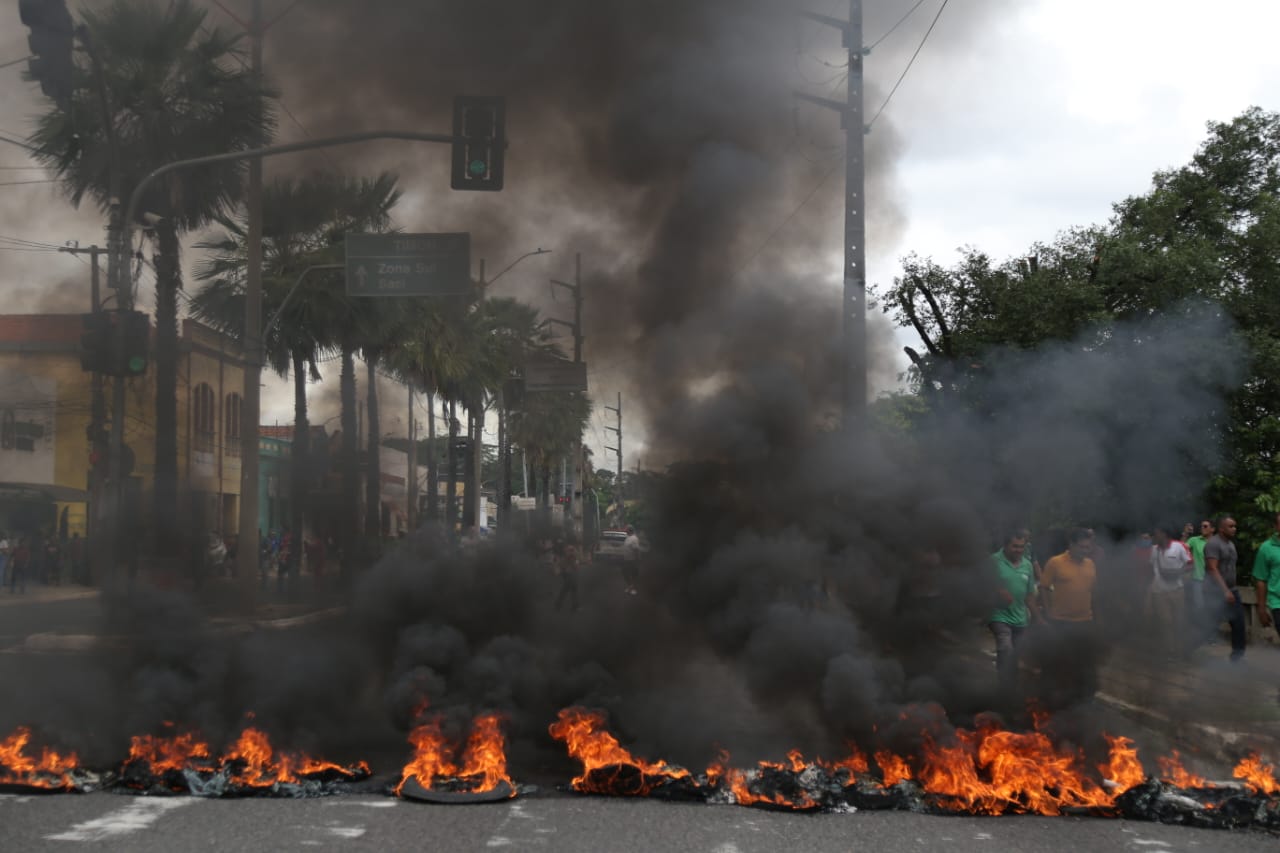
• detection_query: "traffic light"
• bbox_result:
[79,312,110,373]
[451,96,505,191]
[18,0,75,108]
[118,310,149,377]
[79,311,149,376]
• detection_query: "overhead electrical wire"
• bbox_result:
[868,0,950,130]
[867,0,929,50]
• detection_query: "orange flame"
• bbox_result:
[395,712,513,796]
[0,727,81,790]
[875,749,912,787]
[548,707,689,795]
[820,744,870,777]
[724,750,819,810]
[220,727,367,787]
[1100,735,1144,793]
[1232,753,1279,795]
[1157,751,1208,789]
[127,729,212,774]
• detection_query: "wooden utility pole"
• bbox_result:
[797,0,865,429]
[406,385,416,533]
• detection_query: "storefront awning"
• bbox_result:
[0,482,90,503]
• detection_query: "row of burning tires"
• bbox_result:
[3,707,1280,830]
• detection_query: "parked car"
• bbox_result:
[596,529,629,564]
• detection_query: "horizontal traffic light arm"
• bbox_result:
[123,130,472,305]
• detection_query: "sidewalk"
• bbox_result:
[0,585,99,607]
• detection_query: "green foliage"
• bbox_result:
[881,107,1280,538]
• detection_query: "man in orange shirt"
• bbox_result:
[1040,527,1100,704]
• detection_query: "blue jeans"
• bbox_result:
[1223,588,1246,658]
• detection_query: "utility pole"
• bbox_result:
[550,254,585,544]
[406,385,416,533]
[604,392,622,523]
[797,0,865,429]
[61,244,107,573]
[235,0,265,608]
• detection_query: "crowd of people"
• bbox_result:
[989,512,1280,702]
[0,530,88,593]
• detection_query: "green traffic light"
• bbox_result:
[469,159,487,177]
[127,356,147,374]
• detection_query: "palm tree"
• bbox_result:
[190,172,401,566]
[29,0,273,552]
[508,389,592,509]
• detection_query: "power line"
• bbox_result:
[0,178,58,186]
[868,0,950,130]
[734,160,841,278]
[0,55,32,70]
[867,0,929,50]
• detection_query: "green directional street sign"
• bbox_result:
[345,232,472,297]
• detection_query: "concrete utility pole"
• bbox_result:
[406,385,416,532]
[797,0,865,430]
[60,244,107,563]
[604,392,622,522]
[549,254,585,543]
[236,0,265,608]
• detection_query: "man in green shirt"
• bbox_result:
[989,531,1042,692]
[1253,512,1280,635]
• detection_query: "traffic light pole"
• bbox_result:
[121,129,471,607]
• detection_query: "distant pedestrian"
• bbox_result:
[1184,519,1214,644]
[1041,527,1100,703]
[1251,512,1280,641]
[622,526,642,595]
[9,537,30,594]
[1018,527,1044,582]
[1204,514,1246,661]
[1147,523,1192,658]
[306,535,328,591]
[43,536,61,586]
[553,540,580,612]
[0,532,9,588]
[989,531,1042,693]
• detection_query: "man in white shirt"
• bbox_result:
[622,526,642,595]
[0,533,9,589]
[1149,523,1192,658]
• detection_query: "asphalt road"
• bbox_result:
[2,791,1276,852]
[0,591,104,650]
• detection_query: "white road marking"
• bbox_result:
[1131,841,1173,848]
[45,797,192,842]
[325,799,398,808]
[485,800,551,848]
[712,844,743,853]
[326,825,365,839]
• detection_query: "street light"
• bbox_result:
[481,247,551,289]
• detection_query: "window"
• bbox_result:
[225,393,242,456]
[0,409,43,452]
[193,383,216,452]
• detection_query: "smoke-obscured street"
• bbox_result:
[3,0,1280,848]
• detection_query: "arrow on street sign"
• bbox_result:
[345,232,471,297]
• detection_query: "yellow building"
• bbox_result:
[0,314,245,543]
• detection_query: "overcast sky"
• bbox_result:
[1,0,1277,469]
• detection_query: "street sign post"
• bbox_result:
[524,356,588,393]
[345,232,472,297]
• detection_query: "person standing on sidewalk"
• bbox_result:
[8,536,30,594]
[989,531,1041,693]
[1185,519,1213,643]
[1041,527,1100,703]
[1148,523,1192,658]
[622,526,642,595]
[0,532,9,589]
[1204,514,1246,661]
[1252,512,1280,640]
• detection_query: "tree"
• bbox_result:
[29,0,273,553]
[878,107,1280,544]
[191,172,401,567]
